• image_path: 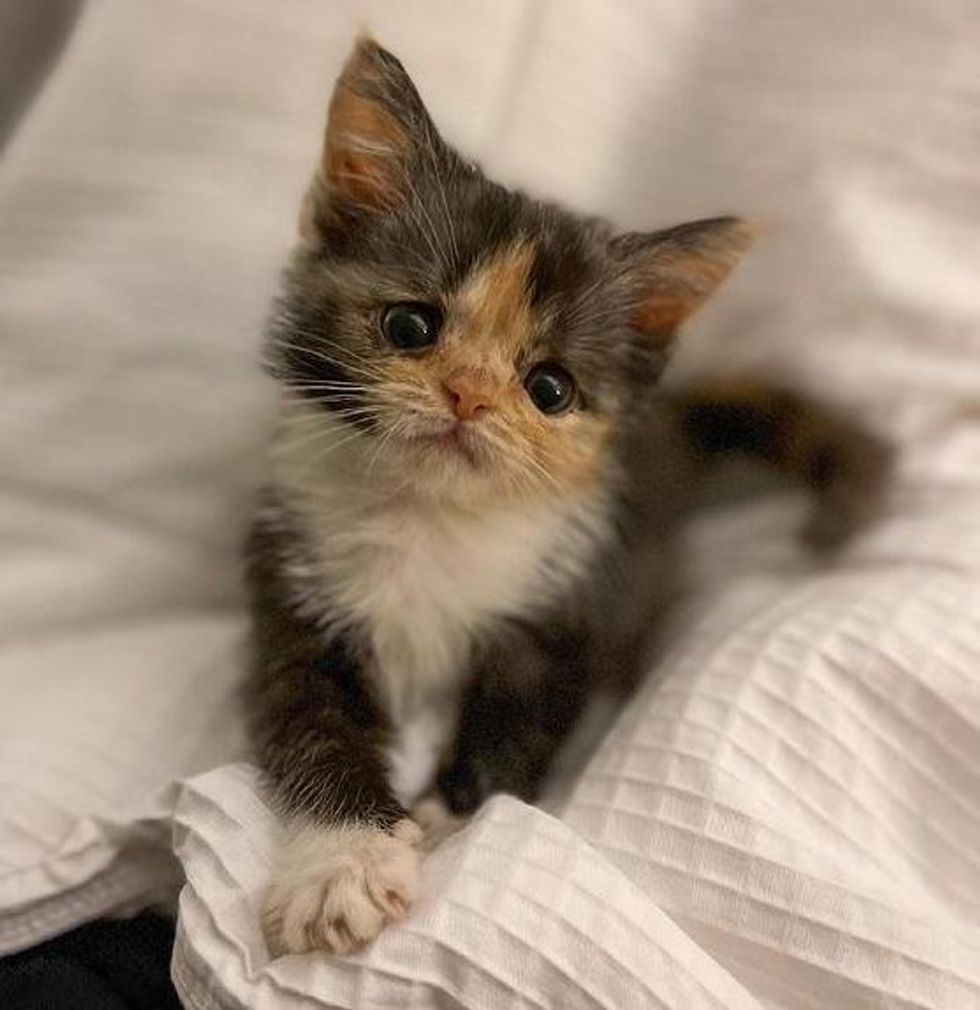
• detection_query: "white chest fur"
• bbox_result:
[301,484,600,702]
[274,410,609,801]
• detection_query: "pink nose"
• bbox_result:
[443,370,495,421]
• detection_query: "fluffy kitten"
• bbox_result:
[245,37,889,956]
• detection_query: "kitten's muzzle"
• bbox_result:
[409,419,482,467]
[442,368,499,422]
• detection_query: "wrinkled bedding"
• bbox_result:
[1,2,978,1008]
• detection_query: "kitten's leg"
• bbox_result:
[248,640,421,955]
[246,516,423,955]
[436,630,590,815]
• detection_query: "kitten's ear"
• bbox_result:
[611,217,754,346]
[302,37,437,234]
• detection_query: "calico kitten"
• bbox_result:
[245,37,889,956]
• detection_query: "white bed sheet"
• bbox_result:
[1,1,978,1007]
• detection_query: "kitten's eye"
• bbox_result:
[524,362,577,415]
[381,302,442,351]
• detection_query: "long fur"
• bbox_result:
[245,37,891,956]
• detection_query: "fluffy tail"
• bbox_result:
[668,377,893,551]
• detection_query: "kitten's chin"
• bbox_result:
[408,424,483,469]
[382,424,531,505]
[398,435,496,500]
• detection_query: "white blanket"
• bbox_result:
[1,2,978,1008]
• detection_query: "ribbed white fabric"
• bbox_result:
[1,1,978,1008]
[166,488,980,1009]
[173,766,764,1010]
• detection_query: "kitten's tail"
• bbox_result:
[667,376,893,551]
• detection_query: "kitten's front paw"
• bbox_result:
[263,819,422,956]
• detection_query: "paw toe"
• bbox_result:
[263,822,422,956]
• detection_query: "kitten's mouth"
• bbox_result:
[411,423,481,467]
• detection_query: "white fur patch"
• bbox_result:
[387,701,456,805]
[263,819,422,956]
[272,400,612,797]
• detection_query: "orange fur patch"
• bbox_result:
[454,242,610,490]
[323,49,409,209]
[449,241,537,363]
[507,399,611,493]
[390,240,540,414]
[377,239,611,497]
[631,219,754,340]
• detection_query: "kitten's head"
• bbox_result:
[269,38,751,504]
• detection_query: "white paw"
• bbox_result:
[263,819,422,956]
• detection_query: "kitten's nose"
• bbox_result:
[443,369,495,421]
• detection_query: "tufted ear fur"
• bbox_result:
[611,217,754,347]
[300,37,445,238]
